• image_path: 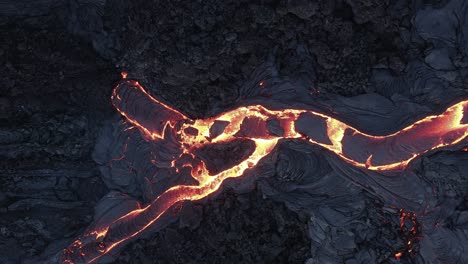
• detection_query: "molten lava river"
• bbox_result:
[61,77,468,263]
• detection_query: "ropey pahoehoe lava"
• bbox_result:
[60,77,468,263]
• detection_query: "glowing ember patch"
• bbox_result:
[365,154,373,168]
[120,71,127,79]
[396,209,420,257]
[61,78,467,263]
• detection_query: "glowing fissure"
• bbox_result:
[62,79,468,263]
[394,209,420,259]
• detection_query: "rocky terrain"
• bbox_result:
[1,0,467,263]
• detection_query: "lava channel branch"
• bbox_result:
[60,78,468,263]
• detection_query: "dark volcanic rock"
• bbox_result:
[116,0,408,115]
[194,139,256,175]
[115,190,311,264]
[0,4,114,262]
[3,0,468,263]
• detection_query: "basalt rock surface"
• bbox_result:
[1,0,468,264]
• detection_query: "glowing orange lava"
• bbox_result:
[395,252,403,259]
[395,209,420,258]
[61,79,468,263]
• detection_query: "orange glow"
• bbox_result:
[120,71,127,79]
[61,79,467,263]
[396,209,419,258]
[89,229,108,240]
[395,252,403,259]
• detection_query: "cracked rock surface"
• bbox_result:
[2,0,468,263]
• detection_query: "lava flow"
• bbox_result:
[61,78,468,263]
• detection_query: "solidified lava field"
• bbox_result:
[1,1,468,264]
